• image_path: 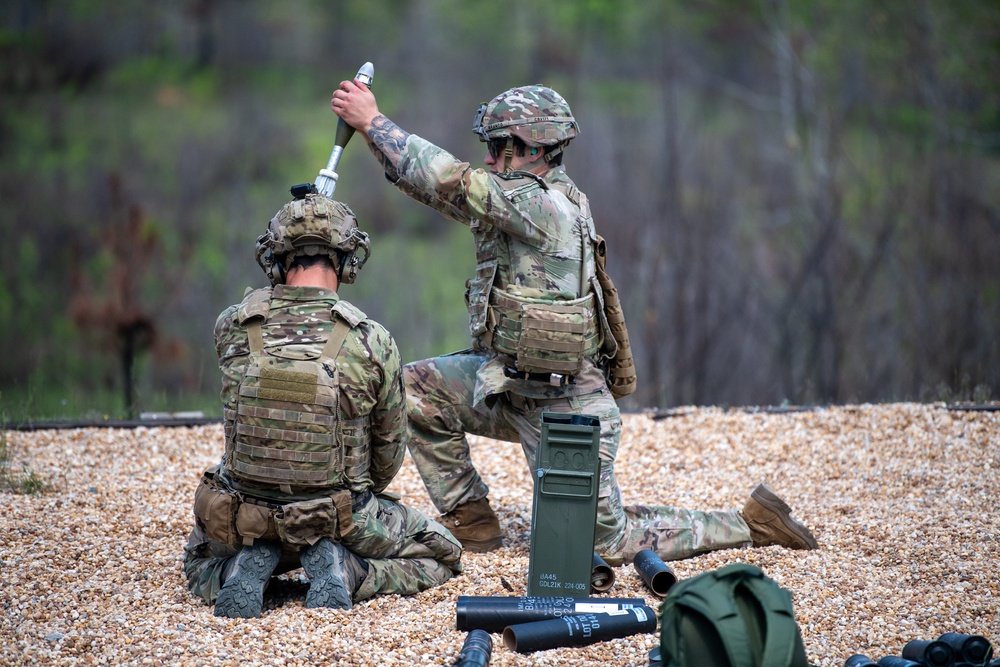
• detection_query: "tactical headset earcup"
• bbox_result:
[341,231,369,284]
[337,252,350,284]
[258,250,284,286]
[338,251,359,284]
[270,254,285,285]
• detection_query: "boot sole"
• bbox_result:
[214,544,280,619]
[750,484,819,549]
[301,541,353,610]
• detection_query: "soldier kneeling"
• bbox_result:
[182,189,462,618]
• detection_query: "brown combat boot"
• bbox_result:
[741,483,819,550]
[439,497,503,553]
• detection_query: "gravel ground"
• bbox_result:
[2,403,998,667]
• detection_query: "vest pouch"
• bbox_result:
[235,501,278,546]
[517,301,591,374]
[590,275,616,361]
[193,471,237,546]
[332,489,355,538]
[492,286,600,376]
[593,234,637,398]
[274,490,354,547]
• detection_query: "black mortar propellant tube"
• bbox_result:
[844,656,878,667]
[501,606,657,654]
[591,553,615,593]
[632,549,677,597]
[450,629,492,667]
[455,596,646,634]
[876,657,923,667]
[901,639,955,667]
[937,633,993,665]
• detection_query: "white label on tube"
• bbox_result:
[573,603,619,613]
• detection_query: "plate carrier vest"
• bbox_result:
[223,289,371,496]
[467,173,636,397]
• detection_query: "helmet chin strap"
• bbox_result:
[543,141,566,163]
[497,137,565,173]
[502,137,515,173]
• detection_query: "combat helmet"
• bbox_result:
[255,187,370,287]
[473,85,578,170]
[473,85,579,146]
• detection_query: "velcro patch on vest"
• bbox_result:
[254,367,318,404]
[239,384,338,408]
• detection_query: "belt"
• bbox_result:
[503,366,576,387]
[506,392,568,412]
[240,494,287,510]
[241,488,372,512]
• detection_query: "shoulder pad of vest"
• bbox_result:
[550,181,581,206]
[332,300,367,327]
[495,170,548,190]
[236,287,273,324]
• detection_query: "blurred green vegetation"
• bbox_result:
[1,0,998,421]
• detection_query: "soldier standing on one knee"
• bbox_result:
[332,80,818,564]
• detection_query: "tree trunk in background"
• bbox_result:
[3,1,999,416]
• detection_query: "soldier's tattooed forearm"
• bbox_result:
[367,115,409,171]
[367,142,402,182]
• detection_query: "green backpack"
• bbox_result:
[658,563,810,667]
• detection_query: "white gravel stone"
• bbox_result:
[1,404,998,666]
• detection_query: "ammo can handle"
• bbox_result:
[537,469,594,498]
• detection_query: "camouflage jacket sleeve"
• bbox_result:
[360,321,407,494]
[403,137,579,250]
[367,118,574,248]
[367,127,471,224]
[213,303,246,410]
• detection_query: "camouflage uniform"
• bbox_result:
[366,111,752,564]
[183,284,462,604]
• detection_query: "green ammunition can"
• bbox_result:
[527,412,602,597]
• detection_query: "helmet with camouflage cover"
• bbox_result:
[255,192,370,286]
[472,85,579,147]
